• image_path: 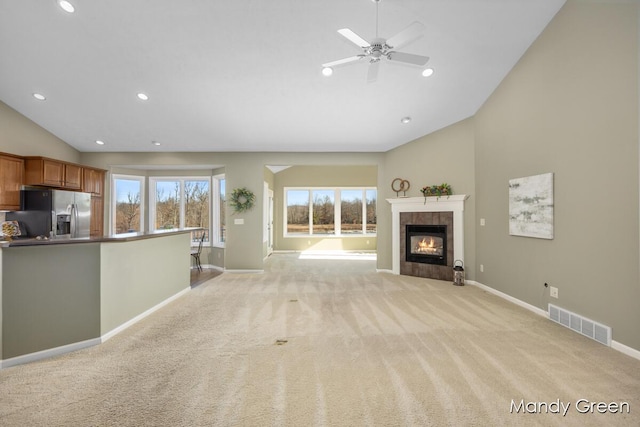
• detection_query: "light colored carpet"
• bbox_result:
[1,253,638,426]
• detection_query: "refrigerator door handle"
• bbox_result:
[51,210,56,237]
[70,204,77,237]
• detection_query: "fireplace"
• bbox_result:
[405,224,447,265]
[388,196,467,279]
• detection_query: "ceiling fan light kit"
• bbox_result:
[321,0,430,82]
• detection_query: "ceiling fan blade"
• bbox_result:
[387,51,430,66]
[322,55,366,68]
[367,61,380,83]
[386,21,425,50]
[337,28,370,48]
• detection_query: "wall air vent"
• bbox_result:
[548,304,611,347]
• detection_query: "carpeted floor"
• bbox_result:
[0,253,638,426]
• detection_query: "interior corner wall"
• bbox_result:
[0,101,80,162]
[379,118,476,277]
[474,0,640,351]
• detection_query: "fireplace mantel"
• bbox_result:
[387,195,469,275]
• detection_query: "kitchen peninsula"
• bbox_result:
[0,228,196,368]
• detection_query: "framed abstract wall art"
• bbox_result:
[508,172,554,239]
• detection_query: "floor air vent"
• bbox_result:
[548,304,611,346]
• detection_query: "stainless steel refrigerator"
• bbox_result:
[11,188,91,238]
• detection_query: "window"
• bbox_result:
[286,190,310,235]
[150,177,210,246]
[312,190,335,234]
[112,175,144,235]
[284,187,376,236]
[341,190,363,234]
[366,189,377,233]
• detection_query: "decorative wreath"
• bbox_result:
[229,187,255,213]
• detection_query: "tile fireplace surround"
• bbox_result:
[387,195,469,279]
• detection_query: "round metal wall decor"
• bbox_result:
[391,178,410,197]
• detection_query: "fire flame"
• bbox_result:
[418,237,435,250]
[414,237,441,255]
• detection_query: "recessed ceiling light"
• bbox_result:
[33,93,46,101]
[57,0,75,13]
[151,141,161,146]
[400,116,412,124]
[322,67,333,77]
[422,68,434,77]
[137,93,149,101]
[95,140,105,145]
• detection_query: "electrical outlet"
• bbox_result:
[550,286,558,298]
[480,218,486,226]
[480,264,484,273]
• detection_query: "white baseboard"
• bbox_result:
[1,337,101,370]
[468,280,640,361]
[612,340,640,361]
[191,264,224,271]
[467,280,548,318]
[102,287,190,342]
[224,269,265,274]
[1,287,192,370]
[376,269,394,274]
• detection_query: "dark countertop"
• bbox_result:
[1,228,201,247]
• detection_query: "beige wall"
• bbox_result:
[0,101,80,162]
[79,152,383,270]
[100,234,190,334]
[474,0,639,350]
[1,0,638,353]
[379,118,477,275]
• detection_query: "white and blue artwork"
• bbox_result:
[508,172,554,239]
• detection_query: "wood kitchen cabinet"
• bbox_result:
[0,153,24,210]
[24,157,83,190]
[82,167,106,197]
[90,196,104,237]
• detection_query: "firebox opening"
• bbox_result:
[406,224,447,265]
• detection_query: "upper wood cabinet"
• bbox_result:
[0,153,24,210]
[24,157,83,190]
[82,167,106,197]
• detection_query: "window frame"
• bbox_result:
[284,186,377,237]
[111,174,145,235]
[211,174,225,248]
[149,176,212,247]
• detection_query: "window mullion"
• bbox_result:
[362,189,367,234]
[335,189,341,236]
[308,190,313,235]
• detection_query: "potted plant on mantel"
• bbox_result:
[420,183,453,203]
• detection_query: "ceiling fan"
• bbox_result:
[322,0,429,82]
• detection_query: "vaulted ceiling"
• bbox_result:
[0,0,565,153]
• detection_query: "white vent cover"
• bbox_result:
[548,304,611,346]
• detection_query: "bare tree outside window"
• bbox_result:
[312,190,334,234]
[116,191,141,234]
[287,190,309,234]
[341,190,363,234]
[155,181,181,230]
[285,187,376,236]
[366,189,377,233]
[113,177,143,234]
[185,180,210,243]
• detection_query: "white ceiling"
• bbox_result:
[0,0,565,153]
